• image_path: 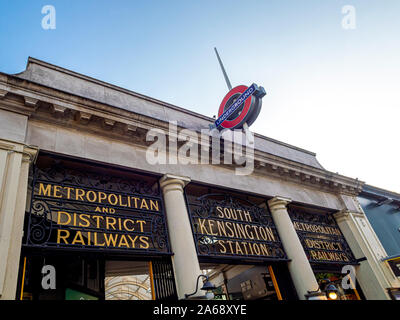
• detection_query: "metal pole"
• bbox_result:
[214,48,253,145]
[214,47,232,91]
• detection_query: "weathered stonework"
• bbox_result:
[0,57,395,300]
[0,58,364,212]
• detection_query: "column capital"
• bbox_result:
[21,145,39,163]
[159,174,191,193]
[0,140,39,164]
[268,196,292,211]
[334,210,364,222]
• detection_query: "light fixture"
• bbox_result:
[306,288,327,300]
[306,279,340,300]
[184,275,216,300]
[325,283,339,300]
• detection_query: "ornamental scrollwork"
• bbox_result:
[187,193,287,261]
[27,200,53,245]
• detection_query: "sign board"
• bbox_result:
[213,83,266,130]
[187,193,287,261]
[24,156,171,255]
[65,288,99,300]
[288,207,357,264]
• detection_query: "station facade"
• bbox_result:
[0,57,398,300]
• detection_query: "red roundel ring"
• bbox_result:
[218,85,253,129]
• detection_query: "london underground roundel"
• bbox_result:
[213,83,266,130]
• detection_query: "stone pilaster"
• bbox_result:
[159,174,203,299]
[334,210,398,300]
[0,140,38,300]
[268,197,326,300]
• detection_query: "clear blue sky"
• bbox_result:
[1,0,399,192]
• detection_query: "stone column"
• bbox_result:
[159,174,203,299]
[268,197,326,300]
[0,140,38,300]
[334,210,397,300]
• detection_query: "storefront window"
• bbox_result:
[201,264,281,301]
[105,261,152,300]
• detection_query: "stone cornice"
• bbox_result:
[0,73,364,196]
[253,152,363,196]
[13,58,317,157]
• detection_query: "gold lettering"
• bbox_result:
[230,208,237,220]
[127,235,138,247]
[123,219,135,232]
[208,220,218,236]
[310,250,318,260]
[235,241,243,254]
[252,243,261,255]
[64,187,73,199]
[259,226,268,240]
[38,183,51,196]
[248,241,254,254]
[216,221,227,237]
[252,225,260,240]
[140,199,149,210]
[57,229,70,244]
[243,210,252,222]
[92,215,104,228]
[236,223,246,238]
[225,222,235,238]
[53,185,62,198]
[76,189,85,201]
[104,233,118,247]
[108,194,118,206]
[136,220,146,232]
[216,206,224,218]
[139,236,149,249]
[197,218,209,234]
[265,227,276,242]
[226,240,234,253]
[94,232,105,246]
[150,200,159,211]
[118,195,128,207]
[244,225,254,239]
[86,190,97,202]
[118,235,129,248]
[71,231,85,245]
[242,241,249,255]
[260,243,269,256]
[237,209,243,221]
[231,222,239,238]
[98,192,107,203]
[57,211,71,225]
[106,217,117,230]
[341,253,349,262]
[219,240,227,253]
[131,197,140,208]
[223,208,231,219]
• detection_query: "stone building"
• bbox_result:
[358,184,400,299]
[0,57,398,300]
